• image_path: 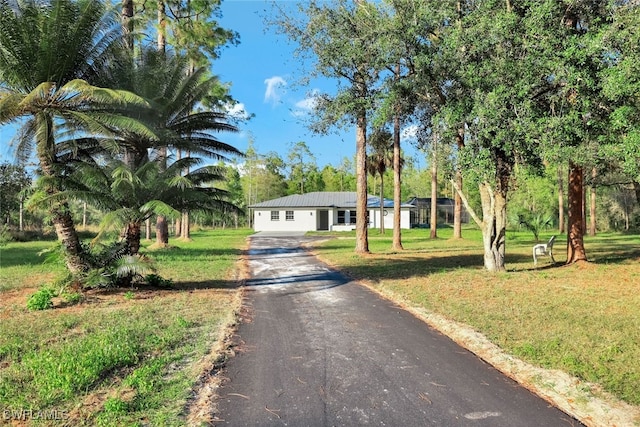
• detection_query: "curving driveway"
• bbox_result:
[214,232,583,426]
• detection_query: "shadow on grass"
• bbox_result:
[316,233,640,283]
[145,247,243,259]
[0,245,53,268]
[335,253,485,283]
[90,279,240,299]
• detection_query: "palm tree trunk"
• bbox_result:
[392,109,403,250]
[145,218,151,240]
[37,114,87,274]
[180,150,192,240]
[181,211,191,240]
[125,221,142,255]
[379,173,385,234]
[355,111,369,254]
[430,134,438,239]
[155,144,169,246]
[52,206,87,274]
[589,166,596,236]
[175,215,182,237]
[157,1,166,53]
[156,215,169,246]
[453,127,464,239]
[121,0,134,50]
[82,202,87,229]
[19,198,24,232]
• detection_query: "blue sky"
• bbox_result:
[0,0,421,169]
[215,0,356,168]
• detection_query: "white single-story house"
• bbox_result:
[249,192,415,232]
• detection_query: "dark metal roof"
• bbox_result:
[249,192,414,209]
[405,197,456,206]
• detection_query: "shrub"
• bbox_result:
[62,292,84,305]
[26,288,55,311]
[145,274,173,288]
[0,224,11,246]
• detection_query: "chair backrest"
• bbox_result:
[547,235,556,248]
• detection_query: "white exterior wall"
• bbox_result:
[253,207,412,232]
[399,209,411,229]
[368,209,412,230]
[253,208,317,232]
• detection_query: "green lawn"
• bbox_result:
[2,226,639,424]
[0,228,253,426]
[310,227,640,409]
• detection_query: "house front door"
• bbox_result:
[318,210,329,230]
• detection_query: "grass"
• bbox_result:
[311,226,640,407]
[0,228,253,426]
[3,225,639,422]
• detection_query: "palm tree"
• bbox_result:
[0,0,150,273]
[79,48,242,254]
[367,129,393,234]
[61,154,237,258]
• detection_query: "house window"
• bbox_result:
[271,211,279,221]
[338,210,357,224]
[286,210,294,221]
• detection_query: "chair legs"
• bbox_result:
[533,244,553,266]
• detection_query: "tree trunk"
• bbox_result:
[18,197,24,232]
[82,202,87,229]
[379,173,385,234]
[566,162,587,263]
[392,108,403,250]
[121,0,134,50]
[125,221,141,255]
[557,165,565,234]
[145,218,151,240]
[453,128,464,239]
[355,112,369,254]
[477,147,511,272]
[37,114,87,274]
[181,211,191,240]
[633,181,640,205]
[156,215,169,246]
[479,182,507,272]
[430,135,438,239]
[157,1,166,53]
[155,143,169,246]
[589,167,596,236]
[180,149,192,240]
[175,216,182,237]
[52,206,88,274]
[454,171,463,238]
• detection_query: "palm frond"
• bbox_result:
[0,91,25,123]
[140,200,180,219]
[115,255,154,279]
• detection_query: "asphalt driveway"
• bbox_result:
[214,233,583,426]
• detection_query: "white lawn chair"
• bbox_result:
[533,235,556,266]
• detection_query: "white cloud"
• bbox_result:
[225,102,250,120]
[295,96,317,111]
[264,76,287,105]
[291,90,320,117]
[401,125,419,141]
